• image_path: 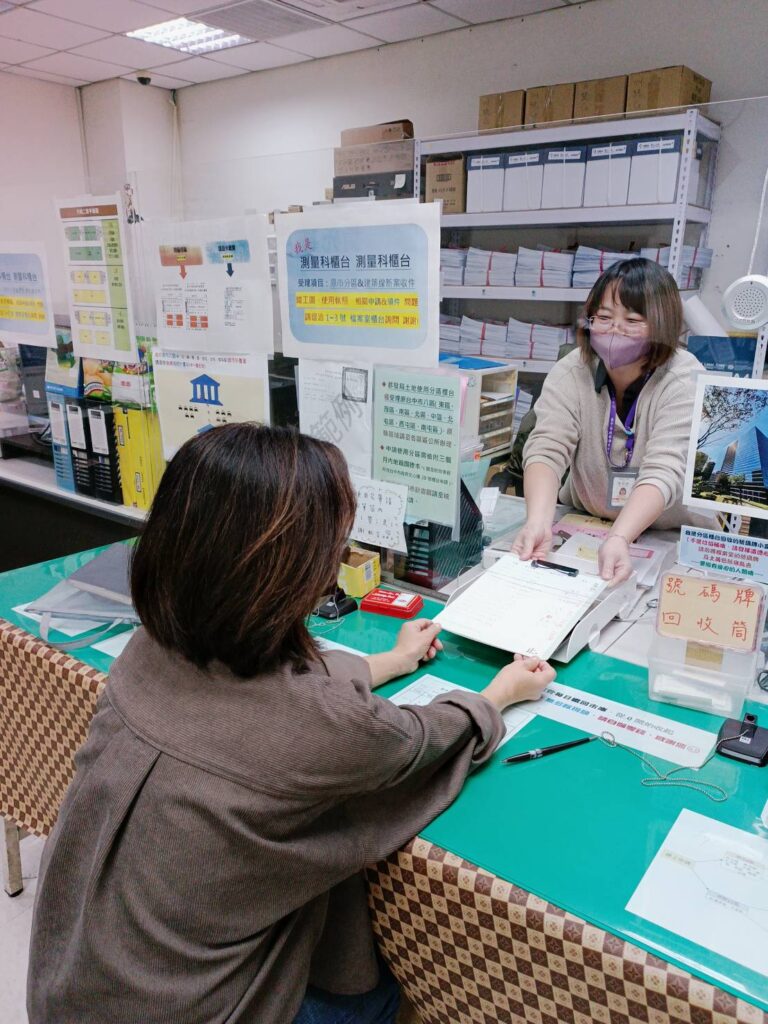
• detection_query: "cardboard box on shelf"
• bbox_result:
[574,75,627,119]
[333,139,415,177]
[339,120,413,147]
[478,90,525,131]
[338,547,380,598]
[425,156,466,214]
[626,65,711,112]
[333,170,414,201]
[524,83,575,125]
[466,154,506,213]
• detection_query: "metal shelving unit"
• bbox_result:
[441,203,711,230]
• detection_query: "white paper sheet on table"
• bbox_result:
[626,809,768,976]
[298,359,373,478]
[92,629,137,658]
[434,554,607,658]
[13,602,103,638]
[390,673,533,748]
[519,681,717,768]
[350,476,408,553]
[316,637,366,657]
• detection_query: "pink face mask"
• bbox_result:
[589,330,651,370]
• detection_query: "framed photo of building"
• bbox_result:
[684,374,768,521]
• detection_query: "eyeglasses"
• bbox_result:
[587,314,648,338]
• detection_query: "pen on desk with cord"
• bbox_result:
[502,735,597,765]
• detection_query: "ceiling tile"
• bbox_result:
[0,7,110,47]
[28,0,169,32]
[152,54,247,80]
[430,0,566,21]
[272,22,380,55]
[72,33,190,67]
[140,0,239,12]
[206,39,305,69]
[121,68,195,86]
[21,51,132,79]
[0,34,51,61]
[279,0,416,22]
[4,62,86,83]
[345,2,463,40]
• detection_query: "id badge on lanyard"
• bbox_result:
[606,387,642,510]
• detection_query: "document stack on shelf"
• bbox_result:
[463,246,492,286]
[464,247,518,287]
[440,247,467,286]
[459,315,508,357]
[640,244,713,289]
[515,247,574,288]
[439,314,462,354]
[572,245,639,287]
[506,317,571,361]
[512,386,534,439]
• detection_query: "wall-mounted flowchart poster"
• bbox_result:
[0,244,56,347]
[151,216,273,355]
[152,349,271,460]
[275,202,439,368]
[56,194,139,363]
[372,367,460,529]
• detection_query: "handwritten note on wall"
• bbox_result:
[657,572,764,652]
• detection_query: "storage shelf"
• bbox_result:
[444,356,556,374]
[441,286,698,302]
[420,110,721,156]
[441,204,711,229]
[0,457,146,524]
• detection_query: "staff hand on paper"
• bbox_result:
[481,654,556,711]
[511,518,553,561]
[598,534,633,585]
[367,619,444,686]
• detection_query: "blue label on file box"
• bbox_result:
[468,154,504,170]
[505,150,543,167]
[545,145,587,164]
[634,134,682,155]
[588,141,632,160]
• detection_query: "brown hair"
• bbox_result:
[577,258,684,371]
[131,423,356,677]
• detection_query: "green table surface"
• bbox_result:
[1,544,767,1011]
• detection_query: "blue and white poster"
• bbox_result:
[0,243,56,348]
[276,202,439,368]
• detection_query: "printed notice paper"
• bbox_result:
[275,202,440,367]
[152,216,273,355]
[0,243,56,347]
[153,350,270,460]
[434,554,607,659]
[373,366,461,529]
[390,673,533,748]
[298,359,373,478]
[521,682,717,767]
[679,526,768,585]
[350,477,408,553]
[627,809,768,976]
[57,193,138,362]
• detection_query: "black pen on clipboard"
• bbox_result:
[531,559,579,578]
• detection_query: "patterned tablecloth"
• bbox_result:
[1,617,765,1024]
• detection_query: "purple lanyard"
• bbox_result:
[606,384,645,468]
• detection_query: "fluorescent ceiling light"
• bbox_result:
[127,17,253,55]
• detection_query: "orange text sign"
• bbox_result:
[657,572,764,652]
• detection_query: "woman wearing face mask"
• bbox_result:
[512,258,702,585]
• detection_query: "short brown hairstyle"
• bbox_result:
[577,258,683,371]
[131,423,356,677]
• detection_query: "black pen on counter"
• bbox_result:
[502,735,597,765]
[531,559,579,577]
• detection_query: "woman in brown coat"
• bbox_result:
[27,422,554,1024]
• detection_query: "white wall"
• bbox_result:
[177,0,768,310]
[0,72,86,311]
